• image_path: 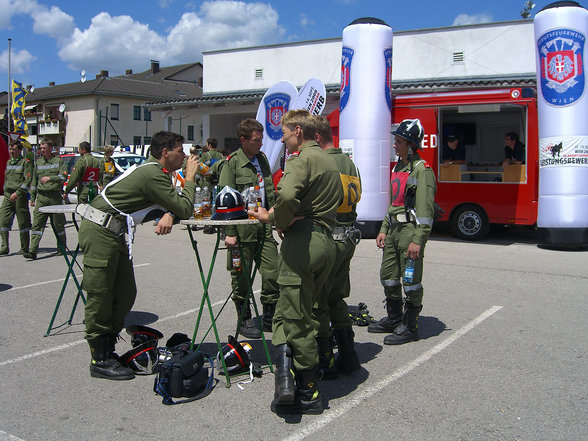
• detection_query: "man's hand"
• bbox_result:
[184,156,198,181]
[62,193,68,201]
[249,206,270,224]
[155,213,174,235]
[225,235,237,248]
[376,232,386,249]
[9,192,18,203]
[40,176,51,184]
[406,242,421,260]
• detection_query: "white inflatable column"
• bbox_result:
[535,1,588,248]
[339,18,393,237]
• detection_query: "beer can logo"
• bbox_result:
[384,48,393,111]
[264,93,291,140]
[340,46,354,113]
[538,28,585,106]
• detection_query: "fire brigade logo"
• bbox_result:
[264,93,291,140]
[340,46,354,113]
[384,48,393,111]
[538,28,585,106]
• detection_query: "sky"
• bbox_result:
[0,0,583,90]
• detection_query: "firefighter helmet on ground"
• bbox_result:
[119,340,159,374]
[216,335,252,373]
[392,119,424,148]
[125,325,164,348]
[211,186,248,220]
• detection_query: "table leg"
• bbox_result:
[45,212,86,336]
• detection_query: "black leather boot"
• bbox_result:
[234,300,261,339]
[296,369,323,415]
[262,302,275,332]
[334,327,361,373]
[88,336,135,380]
[384,303,423,345]
[271,344,296,412]
[367,298,403,333]
[316,337,338,380]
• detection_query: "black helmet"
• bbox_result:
[216,335,252,373]
[211,186,248,220]
[119,340,159,374]
[125,325,164,348]
[392,119,424,148]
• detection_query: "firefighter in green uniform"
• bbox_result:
[0,140,32,257]
[218,118,279,339]
[199,137,223,165]
[368,119,437,345]
[99,145,119,188]
[251,110,343,415]
[78,131,197,380]
[311,115,362,378]
[28,139,68,260]
[63,141,101,203]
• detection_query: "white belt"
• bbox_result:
[389,213,410,223]
[76,204,125,236]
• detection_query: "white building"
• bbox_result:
[147,19,536,153]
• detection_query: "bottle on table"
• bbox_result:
[193,186,203,220]
[246,186,257,219]
[202,186,211,217]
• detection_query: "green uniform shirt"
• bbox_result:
[99,157,118,187]
[200,149,223,165]
[269,141,342,232]
[90,156,195,222]
[64,153,101,194]
[30,156,67,201]
[218,147,276,241]
[3,155,32,196]
[380,153,437,246]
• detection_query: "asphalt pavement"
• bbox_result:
[0,215,586,441]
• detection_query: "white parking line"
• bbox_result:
[281,305,503,441]
[0,297,231,368]
[0,430,26,441]
[5,263,151,292]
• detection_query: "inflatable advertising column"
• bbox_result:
[535,1,588,249]
[339,17,393,238]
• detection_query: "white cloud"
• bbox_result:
[58,12,166,74]
[32,5,75,39]
[0,48,37,74]
[452,13,493,26]
[300,13,314,27]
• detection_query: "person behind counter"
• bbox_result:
[441,134,466,166]
[503,131,525,166]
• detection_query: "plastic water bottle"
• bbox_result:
[193,187,203,219]
[247,186,257,219]
[231,247,241,272]
[255,185,262,209]
[202,186,211,217]
[404,258,415,284]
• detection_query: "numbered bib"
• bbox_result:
[338,173,361,213]
[390,171,409,207]
[82,166,100,183]
[104,162,115,174]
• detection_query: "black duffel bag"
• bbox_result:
[154,345,215,405]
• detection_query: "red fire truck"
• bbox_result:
[330,86,539,240]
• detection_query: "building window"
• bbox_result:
[110,103,119,120]
[144,136,151,145]
[110,135,119,145]
[133,106,141,120]
[133,136,142,145]
[144,108,151,121]
[187,125,195,141]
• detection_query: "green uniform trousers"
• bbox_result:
[0,195,31,253]
[380,222,425,307]
[314,238,356,338]
[30,193,66,254]
[272,230,336,371]
[227,226,279,305]
[79,220,137,340]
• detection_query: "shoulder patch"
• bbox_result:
[162,167,170,174]
[289,151,300,157]
[423,161,431,169]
